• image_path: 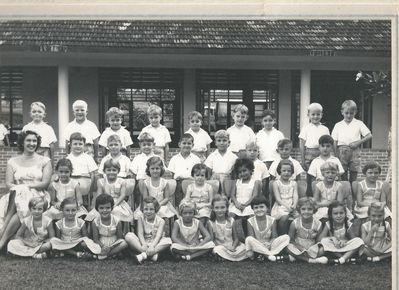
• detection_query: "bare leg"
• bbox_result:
[277,215,290,235]
[188,249,212,259]
[107,240,128,257]
[125,233,146,253]
[37,242,52,253]
[0,214,20,250]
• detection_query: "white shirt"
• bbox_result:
[204,150,238,175]
[168,153,201,179]
[307,156,345,180]
[298,123,330,149]
[331,118,371,146]
[98,154,131,178]
[226,125,255,152]
[98,127,133,149]
[0,124,8,141]
[269,157,304,180]
[23,121,57,148]
[186,128,212,152]
[252,159,270,181]
[140,125,171,147]
[64,119,100,144]
[67,153,98,177]
[130,152,161,180]
[256,128,285,162]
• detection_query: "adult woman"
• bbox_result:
[0,130,52,249]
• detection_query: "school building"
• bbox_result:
[0,20,391,179]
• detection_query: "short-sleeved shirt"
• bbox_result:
[256,128,285,162]
[130,152,162,180]
[67,153,98,177]
[99,154,131,178]
[168,153,201,179]
[98,127,133,149]
[298,123,330,149]
[269,157,304,180]
[140,125,171,147]
[227,125,256,152]
[307,156,345,180]
[64,119,101,144]
[252,159,270,181]
[331,118,371,146]
[23,121,57,148]
[0,123,8,141]
[204,150,237,175]
[185,128,212,152]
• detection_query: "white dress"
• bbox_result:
[171,218,215,251]
[271,180,296,220]
[320,221,364,253]
[361,221,391,255]
[93,214,125,254]
[354,180,391,219]
[187,183,212,218]
[141,215,172,247]
[229,178,256,217]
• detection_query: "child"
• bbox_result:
[226,104,255,157]
[354,162,391,220]
[168,133,201,207]
[185,163,214,225]
[92,194,128,260]
[270,160,299,234]
[185,111,212,162]
[139,104,171,160]
[0,120,9,146]
[7,197,54,259]
[286,197,328,264]
[171,199,215,260]
[331,100,372,182]
[64,100,101,160]
[50,197,101,258]
[98,107,133,157]
[245,195,290,261]
[125,197,172,263]
[360,202,391,262]
[210,194,247,261]
[255,110,285,168]
[246,142,270,202]
[319,201,364,264]
[66,132,98,204]
[46,158,88,220]
[22,102,57,159]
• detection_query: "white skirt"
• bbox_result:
[213,242,247,261]
[354,205,391,219]
[45,205,88,220]
[85,201,133,222]
[7,239,47,257]
[171,241,215,251]
[287,242,321,259]
[321,237,364,253]
[314,206,354,221]
[245,235,290,256]
[134,202,178,220]
[50,237,101,254]
[228,203,254,217]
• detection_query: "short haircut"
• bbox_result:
[69,132,86,144]
[277,138,293,149]
[214,129,229,140]
[341,100,357,111]
[180,133,194,143]
[145,156,165,176]
[232,104,249,115]
[362,161,382,175]
[250,195,268,208]
[320,161,339,173]
[95,193,114,210]
[246,142,258,150]
[103,158,121,172]
[106,107,123,120]
[31,101,46,112]
[55,158,73,172]
[276,159,294,175]
[17,130,41,152]
[233,158,254,176]
[28,196,48,211]
[138,132,155,143]
[60,197,78,210]
[107,134,122,145]
[188,111,203,121]
[147,104,162,116]
[318,135,334,145]
[191,163,209,178]
[261,109,276,119]
[141,196,161,213]
[72,100,88,110]
[297,197,317,213]
[179,198,197,215]
[307,103,323,112]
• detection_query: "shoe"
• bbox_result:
[288,255,296,262]
[33,253,46,259]
[135,254,144,264]
[151,254,158,262]
[268,255,277,262]
[316,257,328,264]
[97,255,107,260]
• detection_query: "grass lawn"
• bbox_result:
[0,254,391,289]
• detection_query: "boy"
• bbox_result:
[98,107,133,157]
[255,110,284,168]
[168,133,201,206]
[185,111,212,162]
[246,142,270,202]
[139,104,171,161]
[64,100,101,161]
[331,100,372,182]
[23,102,57,159]
[226,104,255,157]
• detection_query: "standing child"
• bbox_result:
[92,194,128,260]
[64,100,101,160]
[139,104,171,160]
[125,197,172,263]
[255,110,284,168]
[185,111,212,162]
[171,199,215,261]
[23,102,57,160]
[245,195,290,262]
[320,201,364,264]
[210,194,247,261]
[7,197,54,259]
[331,100,372,182]
[0,119,9,146]
[99,107,133,157]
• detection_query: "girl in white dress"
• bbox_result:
[210,195,246,261]
[125,197,172,263]
[320,201,364,264]
[8,197,54,259]
[171,199,214,260]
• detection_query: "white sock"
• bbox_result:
[316,257,328,264]
[372,256,380,262]
[308,258,317,264]
[151,254,158,261]
[268,255,277,262]
[338,257,346,264]
[142,252,148,260]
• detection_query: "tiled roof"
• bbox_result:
[0,20,390,55]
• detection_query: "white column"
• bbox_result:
[300,69,311,129]
[278,70,292,137]
[183,69,196,132]
[58,66,69,148]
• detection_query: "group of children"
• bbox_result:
[3,98,391,264]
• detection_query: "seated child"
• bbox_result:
[125,197,172,263]
[8,197,54,259]
[171,199,215,261]
[245,195,290,262]
[185,111,212,162]
[246,142,270,203]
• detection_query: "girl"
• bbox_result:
[270,160,299,235]
[50,197,101,258]
[245,195,290,262]
[92,194,128,260]
[320,201,364,264]
[171,199,215,260]
[8,197,54,259]
[185,163,214,225]
[286,197,328,264]
[125,197,172,263]
[46,158,88,220]
[360,202,391,262]
[210,194,247,261]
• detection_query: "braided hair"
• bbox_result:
[327,201,350,239]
